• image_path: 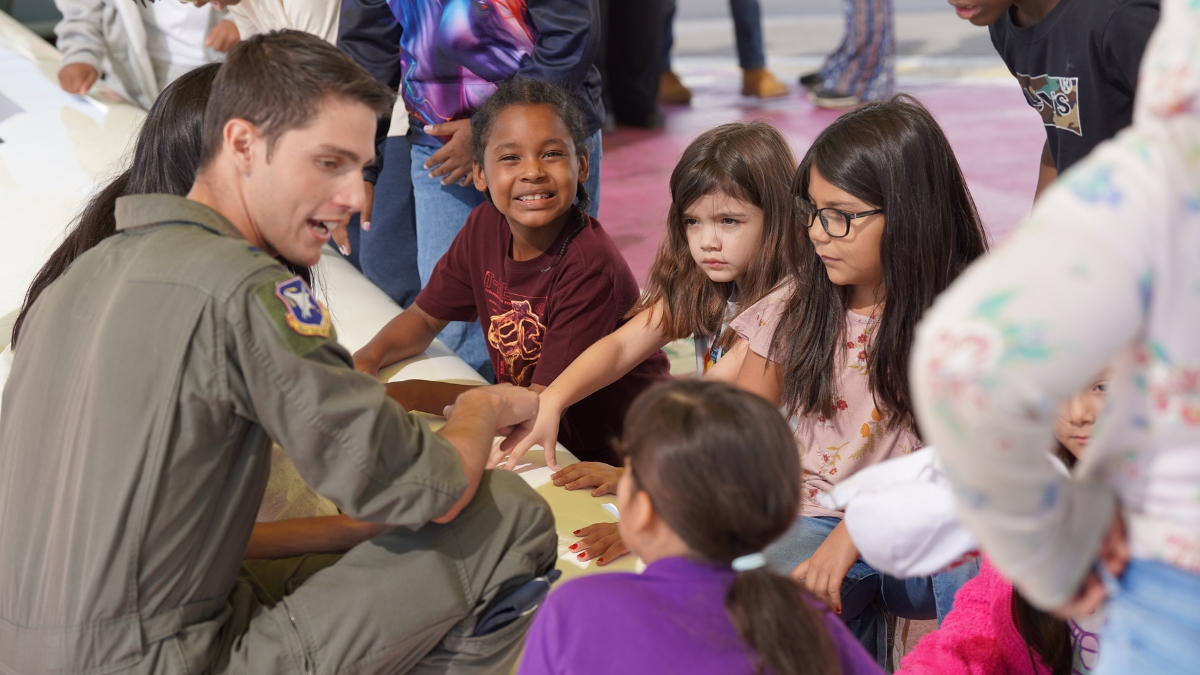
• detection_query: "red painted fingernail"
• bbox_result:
[573,529,581,535]
[577,553,586,559]
[569,544,577,550]
[598,558,605,564]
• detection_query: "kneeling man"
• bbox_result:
[0,31,556,675]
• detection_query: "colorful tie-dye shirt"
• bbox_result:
[912,0,1200,610]
[732,281,921,517]
[383,0,603,145]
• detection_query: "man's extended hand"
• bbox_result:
[58,63,98,95]
[423,119,474,187]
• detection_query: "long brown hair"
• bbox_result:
[616,381,841,675]
[630,121,798,349]
[771,95,988,429]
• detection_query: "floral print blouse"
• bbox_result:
[732,282,921,518]
[911,0,1200,609]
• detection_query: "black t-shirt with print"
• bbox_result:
[990,0,1159,173]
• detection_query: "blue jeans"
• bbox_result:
[409,130,603,373]
[765,515,980,666]
[1095,559,1200,675]
[344,136,422,308]
[662,0,766,71]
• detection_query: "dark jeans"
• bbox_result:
[598,0,668,127]
[661,0,767,71]
[344,135,422,309]
[765,515,980,667]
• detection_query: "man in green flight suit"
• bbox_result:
[0,31,557,675]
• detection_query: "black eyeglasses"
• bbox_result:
[796,197,883,238]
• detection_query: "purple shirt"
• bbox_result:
[518,556,885,675]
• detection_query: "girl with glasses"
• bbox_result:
[730,94,989,666]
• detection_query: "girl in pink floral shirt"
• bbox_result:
[730,95,988,666]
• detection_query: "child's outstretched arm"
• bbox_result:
[496,301,671,471]
[353,305,449,376]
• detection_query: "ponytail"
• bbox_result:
[727,569,842,675]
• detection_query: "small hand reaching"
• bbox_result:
[552,462,622,496]
[491,398,563,471]
[568,522,629,566]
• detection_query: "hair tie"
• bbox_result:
[731,552,767,572]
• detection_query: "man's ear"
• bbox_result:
[223,118,260,174]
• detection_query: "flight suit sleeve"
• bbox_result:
[227,269,468,529]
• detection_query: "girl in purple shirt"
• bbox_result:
[518,381,884,675]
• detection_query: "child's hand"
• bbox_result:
[568,522,629,566]
[58,63,98,95]
[205,19,240,53]
[422,119,474,186]
[552,462,622,497]
[791,520,860,614]
[492,399,563,471]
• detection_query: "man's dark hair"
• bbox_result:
[199,30,395,166]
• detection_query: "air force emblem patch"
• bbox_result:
[274,277,331,338]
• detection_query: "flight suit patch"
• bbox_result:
[274,277,331,338]
[253,276,336,356]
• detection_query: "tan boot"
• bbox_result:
[659,70,692,105]
[742,68,789,99]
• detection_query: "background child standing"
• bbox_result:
[950,0,1160,197]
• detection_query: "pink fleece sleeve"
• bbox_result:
[897,559,1042,675]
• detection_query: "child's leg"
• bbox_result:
[409,142,490,374]
[360,136,422,308]
[767,515,892,665]
[876,556,979,625]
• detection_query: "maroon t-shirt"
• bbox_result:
[415,203,671,464]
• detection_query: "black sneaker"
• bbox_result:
[808,89,861,109]
[799,72,823,91]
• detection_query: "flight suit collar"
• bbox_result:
[114,194,245,240]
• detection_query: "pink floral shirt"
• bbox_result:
[732,282,921,518]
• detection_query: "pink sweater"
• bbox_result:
[897,558,1051,675]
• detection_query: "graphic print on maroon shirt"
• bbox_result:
[414,203,671,463]
[483,272,546,387]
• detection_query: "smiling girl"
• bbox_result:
[353,79,669,464]
[730,95,989,664]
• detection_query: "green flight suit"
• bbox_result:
[0,195,556,675]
